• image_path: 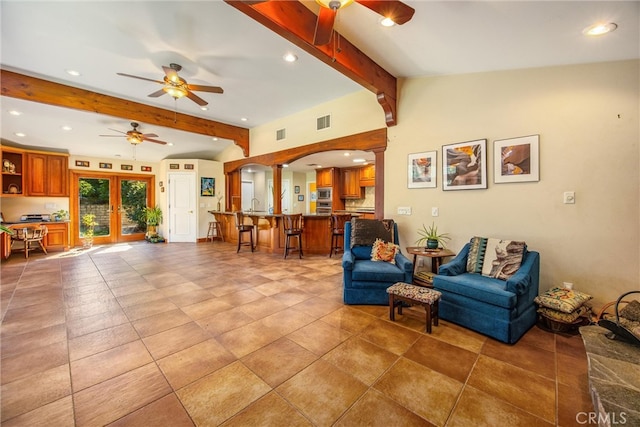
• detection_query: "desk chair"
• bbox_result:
[329,213,351,257]
[282,213,303,259]
[11,225,48,258]
[233,211,254,253]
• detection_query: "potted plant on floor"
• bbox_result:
[416,222,450,250]
[144,205,164,242]
[81,213,97,248]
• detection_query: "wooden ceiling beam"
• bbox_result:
[225,0,398,126]
[0,69,250,157]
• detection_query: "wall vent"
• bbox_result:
[316,114,331,131]
[276,128,286,141]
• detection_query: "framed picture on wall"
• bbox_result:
[442,139,487,191]
[298,195,304,202]
[201,177,215,196]
[407,151,436,188]
[493,135,540,183]
[294,185,300,194]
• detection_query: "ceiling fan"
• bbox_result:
[99,122,168,145]
[117,63,223,107]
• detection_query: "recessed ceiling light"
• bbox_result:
[65,69,81,76]
[583,22,617,36]
[240,117,248,122]
[167,142,174,146]
[380,17,395,27]
[353,158,366,163]
[61,125,72,131]
[316,165,322,168]
[14,132,26,137]
[283,164,289,168]
[344,152,351,156]
[212,137,218,141]
[200,106,208,111]
[283,53,298,63]
[8,110,22,116]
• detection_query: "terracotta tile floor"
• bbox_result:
[1,242,594,426]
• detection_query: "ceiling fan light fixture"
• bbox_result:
[127,135,142,145]
[380,17,396,27]
[164,84,188,99]
[316,0,353,10]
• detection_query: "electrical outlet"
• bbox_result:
[563,282,573,290]
[563,191,575,204]
[397,207,412,215]
[431,207,439,217]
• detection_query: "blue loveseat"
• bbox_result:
[342,221,413,305]
[433,241,540,343]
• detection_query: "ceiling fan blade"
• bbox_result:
[142,137,168,145]
[116,73,164,84]
[141,133,159,138]
[356,0,415,25]
[188,84,224,94]
[313,7,337,46]
[186,91,209,106]
[162,65,180,83]
[106,128,127,134]
[148,89,167,98]
[99,135,125,137]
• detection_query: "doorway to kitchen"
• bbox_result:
[70,170,155,247]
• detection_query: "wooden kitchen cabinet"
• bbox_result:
[44,222,70,252]
[27,153,69,196]
[359,165,375,187]
[1,147,25,196]
[341,168,363,199]
[316,167,337,187]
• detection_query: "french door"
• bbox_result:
[70,170,155,246]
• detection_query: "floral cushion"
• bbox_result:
[534,287,592,313]
[387,282,442,304]
[371,238,399,264]
[538,305,590,323]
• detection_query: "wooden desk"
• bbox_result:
[405,247,456,287]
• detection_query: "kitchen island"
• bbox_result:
[208,211,358,255]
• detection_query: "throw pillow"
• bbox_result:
[534,287,593,314]
[351,218,394,247]
[466,236,488,274]
[538,305,590,323]
[483,239,526,280]
[371,238,399,264]
[619,300,640,322]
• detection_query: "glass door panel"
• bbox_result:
[79,177,111,244]
[120,179,148,237]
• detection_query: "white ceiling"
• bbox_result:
[1,1,638,169]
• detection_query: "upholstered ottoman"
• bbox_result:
[387,282,442,333]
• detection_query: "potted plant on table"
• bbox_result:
[81,213,97,248]
[144,205,164,242]
[416,222,450,250]
[53,209,69,221]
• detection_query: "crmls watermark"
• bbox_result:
[576,412,628,425]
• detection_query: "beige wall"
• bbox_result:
[387,60,639,308]
[224,59,639,308]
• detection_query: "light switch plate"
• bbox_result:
[397,207,412,215]
[431,207,439,217]
[563,191,575,204]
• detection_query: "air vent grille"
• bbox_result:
[316,114,331,131]
[276,128,286,141]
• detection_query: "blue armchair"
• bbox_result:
[433,241,540,344]
[342,221,413,305]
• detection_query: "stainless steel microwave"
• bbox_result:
[317,188,331,200]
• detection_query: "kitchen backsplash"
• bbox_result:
[345,187,375,210]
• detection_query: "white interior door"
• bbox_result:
[241,180,254,211]
[169,172,197,242]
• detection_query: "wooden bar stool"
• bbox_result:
[206,221,224,242]
[233,211,254,253]
[329,213,351,257]
[282,213,303,259]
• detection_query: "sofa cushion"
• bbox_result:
[350,218,394,247]
[351,260,407,283]
[433,273,517,309]
[371,238,399,264]
[538,305,590,323]
[466,237,525,280]
[534,287,592,313]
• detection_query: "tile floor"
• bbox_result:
[1,241,594,426]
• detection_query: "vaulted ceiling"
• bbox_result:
[1,1,637,167]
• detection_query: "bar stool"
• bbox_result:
[206,221,224,242]
[329,213,351,257]
[233,211,254,253]
[282,213,303,259]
